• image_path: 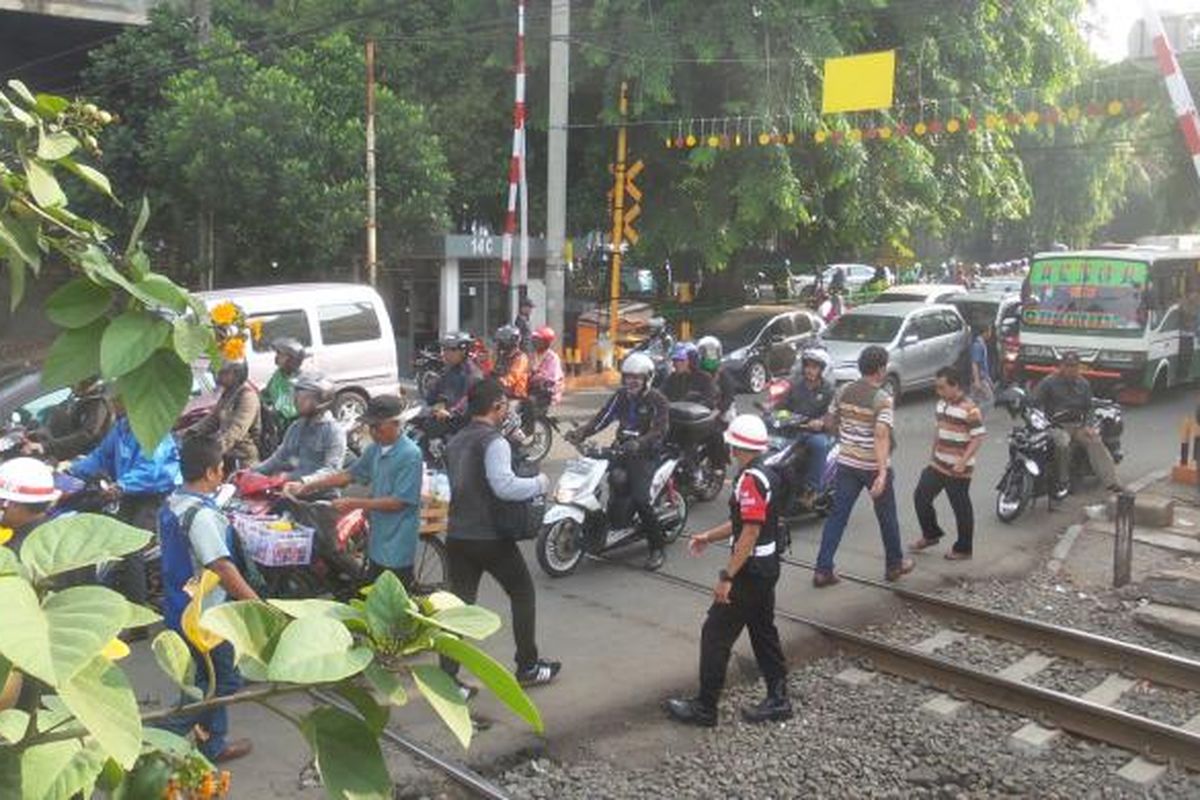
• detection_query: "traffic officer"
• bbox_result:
[664,414,791,727]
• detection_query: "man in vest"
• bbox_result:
[664,414,791,727]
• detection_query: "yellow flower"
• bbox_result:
[221,337,246,362]
[0,527,12,546]
[248,319,264,342]
[181,569,224,654]
[210,301,239,326]
[101,638,130,660]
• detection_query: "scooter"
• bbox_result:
[665,401,727,503]
[761,409,838,519]
[994,386,1124,523]
[535,440,688,577]
[506,385,561,465]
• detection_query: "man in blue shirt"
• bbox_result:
[288,395,423,588]
[69,399,181,612]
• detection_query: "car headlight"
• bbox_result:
[1098,350,1143,365]
[1021,345,1053,359]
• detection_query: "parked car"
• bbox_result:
[701,306,825,393]
[790,263,888,298]
[196,283,400,426]
[820,302,970,398]
[871,284,966,306]
[976,275,1025,295]
[948,292,1023,383]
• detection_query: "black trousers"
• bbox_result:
[614,453,664,550]
[103,493,166,607]
[913,465,974,554]
[439,538,539,674]
[699,571,787,708]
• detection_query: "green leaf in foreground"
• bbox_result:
[44,277,112,329]
[151,630,200,700]
[43,585,130,683]
[300,707,391,800]
[0,575,53,684]
[41,320,105,390]
[100,310,170,379]
[411,664,472,749]
[199,600,290,682]
[20,513,150,581]
[57,654,141,768]
[433,633,543,734]
[363,661,408,706]
[116,348,191,453]
[267,615,372,684]
[334,684,389,735]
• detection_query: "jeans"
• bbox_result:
[815,465,903,573]
[698,572,787,708]
[439,538,539,674]
[160,642,242,760]
[913,466,974,553]
[796,432,833,492]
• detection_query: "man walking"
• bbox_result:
[812,345,913,586]
[665,414,790,727]
[911,368,986,560]
[442,378,561,687]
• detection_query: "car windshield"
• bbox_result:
[950,300,999,331]
[703,311,773,350]
[825,314,902,343]
[873,293,925,303]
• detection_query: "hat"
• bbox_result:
[360,395,405,424]
[1061,351,1081,364]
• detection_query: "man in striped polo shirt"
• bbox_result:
[813,345,913,586]
[911,367,986,560]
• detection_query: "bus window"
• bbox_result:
[1024,257,1148,333]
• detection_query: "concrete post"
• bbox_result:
[545,0,569,345]
[440,258,460,337]
[1114,491,1135,588]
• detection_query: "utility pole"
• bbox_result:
[194,0,213,289]
[607,82,629,346]
[545,0,570,343]
[365,37,378,287]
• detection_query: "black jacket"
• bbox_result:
[576,387,670,454]
[662,370,717,407]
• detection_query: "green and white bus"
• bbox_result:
[1019,247,1200,401]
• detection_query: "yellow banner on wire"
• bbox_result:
[821,50,896,114]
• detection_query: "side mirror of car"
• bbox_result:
[902,333,919,346]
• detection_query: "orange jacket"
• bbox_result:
[497,350,530,398]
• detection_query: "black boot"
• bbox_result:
[644,547,665,571]
[741,681,792,724]
[663,697,717,727]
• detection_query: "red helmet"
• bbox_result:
[532,326,556,344]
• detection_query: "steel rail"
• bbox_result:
[779,554,1200,692]
[309,688,512,800]
[598,558,1200,770]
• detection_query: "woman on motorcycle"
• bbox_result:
[493,324,531,400]
[530,327,564,405]
[185,359,262,471]
[662,342,717,407]
[263,338,308,427]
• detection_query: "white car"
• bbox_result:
[789,263,891,297]
[871,283,967,305]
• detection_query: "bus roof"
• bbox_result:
[1031,247,1200,264]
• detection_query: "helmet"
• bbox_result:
[724,414,769,452]
[800,348,832,373]
[217,359,249,386]
[532,326,555,345]
[440,331,474,351]
[621,352,655,379]
[697,336,723,371]
[495,324,521,349]
[670,341,698,363]
[292,373,335,409]
[647,316,666,334]
[272,337,308,362]
[0,458,61,505]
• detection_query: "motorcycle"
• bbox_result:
[504,385,561,465]
[761,409,838,519]
[535,440,688,577]
[414,344,444,401]
[994,386,1124,523]
[665,400,727,502]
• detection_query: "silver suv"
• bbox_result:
[820,302,970,398]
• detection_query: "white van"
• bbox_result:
[197,283,399,422]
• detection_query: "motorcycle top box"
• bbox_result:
[667,401,720,448]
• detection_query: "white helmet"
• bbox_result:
[621,352,656,379]
[0,458,61,505]
[724,414,770,452]
[800,348,832,372]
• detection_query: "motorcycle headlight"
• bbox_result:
[554,487,576,504]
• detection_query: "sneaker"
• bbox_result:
[1052,484,1069,501]
[517,659,562,687]
[644,548,665,572]
[812,570,840,588]
[909,537,940,552]
[663,697,717,727]
[455,680,479,701]
[884,558,915,582]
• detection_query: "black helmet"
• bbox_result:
[293,372,335,410]
[272,337,308,361]
[217,359,249,387]
[440,331,474,351]
[495,324,521,349]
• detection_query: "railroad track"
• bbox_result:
[597,553,1200,775]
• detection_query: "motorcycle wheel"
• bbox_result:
[411,534,449,594]
[691,455,727,503]
[520,417,553,464]
[656,484,689,543]
[996,468,1033,523]
[537,519,585,577]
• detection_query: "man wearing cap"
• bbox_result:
[287,395,423,588]
[665,413,791,727]
[0,457,61,552]
[1033,352,1121,496]
[514,296,535,353]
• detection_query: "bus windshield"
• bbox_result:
[1023,257,1148,335]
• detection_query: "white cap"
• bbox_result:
[724,414,770,452]
[0,457,62,504]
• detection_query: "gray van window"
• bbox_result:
[249,310,311,353]
[319,302,382,345]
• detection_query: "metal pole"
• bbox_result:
[195,0,212,288]
[365,37,378,286]
[501,0,528,316]
[545,0,570,345]
[1114,491,1135,588]
[608,82,628,347]
[1143,0,1200,185]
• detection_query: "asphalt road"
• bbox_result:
[120,381,1200,796]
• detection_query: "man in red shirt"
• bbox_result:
[664,414,791,727]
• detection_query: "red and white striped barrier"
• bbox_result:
[500,0,527,288]
[1144,0,1200,182]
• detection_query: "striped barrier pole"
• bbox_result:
[1143,0,1200,184]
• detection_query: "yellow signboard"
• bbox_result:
[821,50,896,114]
